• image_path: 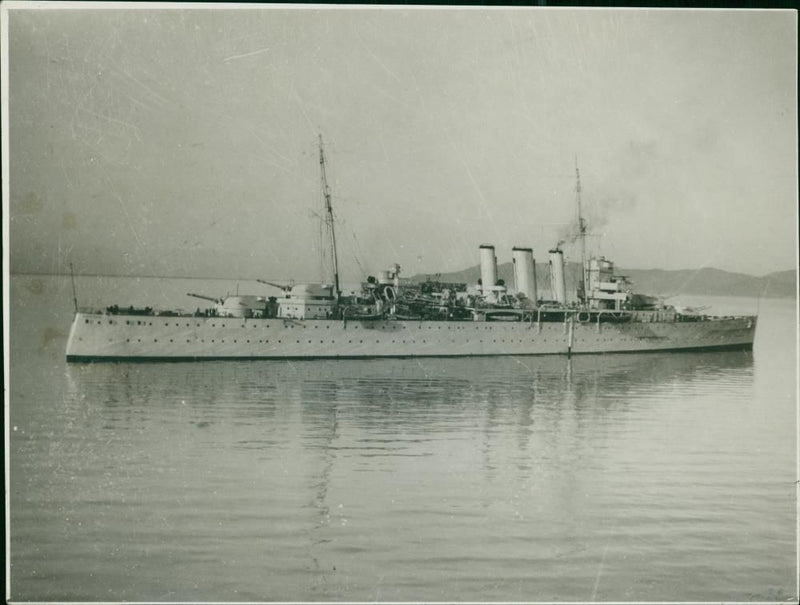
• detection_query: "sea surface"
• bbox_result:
[7,274,798,602]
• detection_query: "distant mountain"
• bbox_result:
[616,267,796,298]
[409,263,796,298]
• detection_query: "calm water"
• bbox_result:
[7,274,798,602]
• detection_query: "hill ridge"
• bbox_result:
[408,263,796,299]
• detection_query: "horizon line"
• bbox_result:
[8,264,798,281]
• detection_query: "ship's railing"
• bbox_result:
[76,306,195,318]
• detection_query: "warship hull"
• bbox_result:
[66,311,756,362]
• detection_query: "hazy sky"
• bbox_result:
[4,5,797,281]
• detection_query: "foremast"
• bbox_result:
[318,134,341,304]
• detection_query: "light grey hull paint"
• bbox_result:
[66,312,757,360]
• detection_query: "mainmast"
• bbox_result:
[318,134,341,303]
[575,160,588,301]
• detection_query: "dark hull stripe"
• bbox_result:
[66,342,753,363]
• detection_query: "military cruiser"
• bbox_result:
[65,138,757,362]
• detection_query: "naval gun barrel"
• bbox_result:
[257,279,293,292]
[187,292,222,304]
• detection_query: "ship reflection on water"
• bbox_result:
[62,350,755,466]
[65,349,755,422]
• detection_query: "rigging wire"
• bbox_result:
[349,226,367,279]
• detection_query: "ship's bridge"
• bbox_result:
[586,257,631,310]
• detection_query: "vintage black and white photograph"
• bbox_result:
[3,2,797,602]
